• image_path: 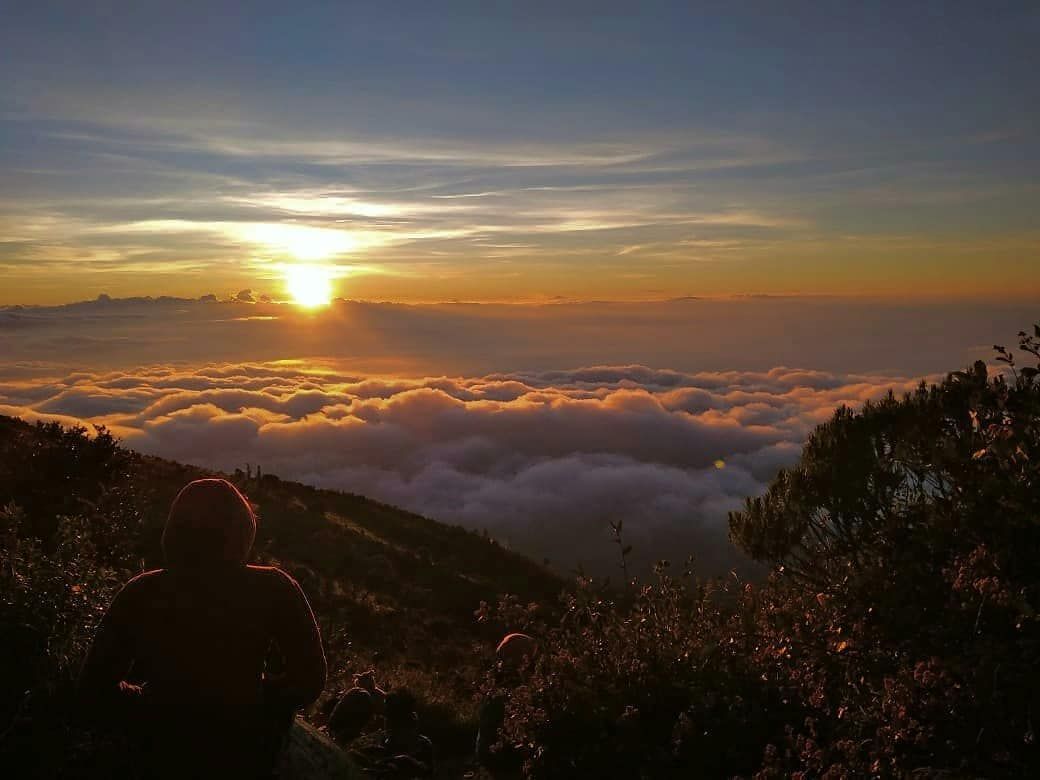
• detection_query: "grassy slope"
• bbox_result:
[0,414,561,767]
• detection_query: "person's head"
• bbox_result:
[496,632,537,671]
[162,478,256,569]
[353,669,380,692]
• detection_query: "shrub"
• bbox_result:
[478,566,797,779]
[0,423,143,775]
[480,327,1040,778]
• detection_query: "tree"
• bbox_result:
[729,326,1040,776]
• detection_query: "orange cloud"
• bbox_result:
[0,359,930,575]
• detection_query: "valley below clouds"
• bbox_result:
[1,296,1029,574]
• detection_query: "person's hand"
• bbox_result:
[110,680,149,726]
[117,680,146,697]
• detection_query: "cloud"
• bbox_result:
[0,357,927,576]
[2,297,1027,574]
[0,110,811,301]
[2,297,1031,380]
[5,113,1037,304]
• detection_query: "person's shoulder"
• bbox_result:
[108,568,166,613]
[245,565,314,613]
[120,568,166,593]
[245,563,291,579]
[245,564,302,592]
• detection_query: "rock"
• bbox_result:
[277,717,361,779]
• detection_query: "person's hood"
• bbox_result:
[161,478,256,568]
[496,632,537,667]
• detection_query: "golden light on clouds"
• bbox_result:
[245,193,408,218]
[91,219,372,263]
[285,264,335,307]
[243,223,359,261]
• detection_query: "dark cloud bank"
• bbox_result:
[2,296,1032,574]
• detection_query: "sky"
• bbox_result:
[1,3,1038,574]
[2,2,1038,304]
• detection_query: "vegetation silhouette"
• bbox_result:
[478,326,1040,778]
[1,324,1038,777]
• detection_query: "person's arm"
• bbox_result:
[265,569,327,711]
[79,576,146,718]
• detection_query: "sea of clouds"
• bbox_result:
[0,357,927,575]
[2,297,1029,575]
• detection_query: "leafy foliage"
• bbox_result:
[0,423,142,774]
[477,566,794,779]
[730,328,1040,775]
[478,327,1040,778]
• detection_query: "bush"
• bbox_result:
[479,566,795,779]
[480,327,1040,778]
[0,423,143,775]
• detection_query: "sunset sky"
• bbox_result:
[3,2,1038,304]
[2,3,1038,573]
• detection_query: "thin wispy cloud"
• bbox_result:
[2,4,1038,304]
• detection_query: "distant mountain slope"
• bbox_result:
[0,413,561,772]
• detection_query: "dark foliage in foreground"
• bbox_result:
[0,425,141,775]
[480,328,1040,778]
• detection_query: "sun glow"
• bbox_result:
[285,265,334,307]
[244,223,358,261]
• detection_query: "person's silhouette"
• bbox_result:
[476,632,537,768]
[79,478,327,777]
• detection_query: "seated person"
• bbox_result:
[79,478,327,778]
[383,689,434,777]
[328,669,387,744]
[476,632,537,767]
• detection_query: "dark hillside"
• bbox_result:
[0,413,560,775]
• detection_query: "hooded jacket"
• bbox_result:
[79,479,326,764]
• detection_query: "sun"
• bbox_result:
[285,264,334,307]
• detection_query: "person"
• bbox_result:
[381,689,435,777]
[475,632,537,769]
[79,478,327,778]
[328,669,387,745]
